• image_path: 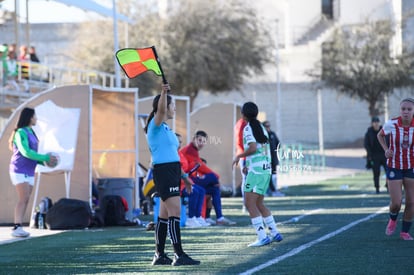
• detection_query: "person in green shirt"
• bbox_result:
[9,107,57,237]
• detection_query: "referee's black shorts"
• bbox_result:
[153,161,181,201]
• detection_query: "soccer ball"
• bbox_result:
[44,152,60,168]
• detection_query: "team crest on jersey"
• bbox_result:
[402,134,409,149]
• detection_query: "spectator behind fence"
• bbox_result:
[378,98,414,241]
[18,45,30,80]
[29,46,40,63]
[262,120,284,197]
[180,130,236,226]
[5,49,19,91]
[364,116,387,194]
[1,44,7,86]
[7,43,16,57]
[4,44,29,92]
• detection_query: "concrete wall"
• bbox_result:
[2,0,413,147]
[339,0,391,25]
[193,83,414,148]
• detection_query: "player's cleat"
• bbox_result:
[11,226,30,238]
[171,253,201,266]
[152,253,173,265]
[271,233,283,243]
[400,232,413,241]
[248,236,271,247]
[385,219,397,236]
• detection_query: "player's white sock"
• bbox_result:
[263,215,279,236]
[251,216,267,240]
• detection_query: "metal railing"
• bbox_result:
[15,61,118,88]
[1,61,121,110]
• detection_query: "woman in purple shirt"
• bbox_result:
[8,107,57,238]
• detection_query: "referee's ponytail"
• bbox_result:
[241,102,268,144]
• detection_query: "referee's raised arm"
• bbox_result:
[154,83,170,126]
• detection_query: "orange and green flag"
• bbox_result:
[116,47,162,79]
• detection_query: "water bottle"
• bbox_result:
[38,200,45,229]
[132,208,141,219]
[38,213,44,229]
[180,196,188,227]
[30,207,39,228]
[39,200,45,216]
[132,208,142,226]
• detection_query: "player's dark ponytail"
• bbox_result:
[9,107,36,151]
[241,102,268,144]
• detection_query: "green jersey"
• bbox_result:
[243,123,271,175]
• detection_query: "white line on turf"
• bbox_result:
[240,206,388,275]
[277,208,325,224]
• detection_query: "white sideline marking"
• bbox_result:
[277,208,325,225]
[240,206,388,275]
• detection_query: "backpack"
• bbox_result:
[31,197,53,229]
[101,195,132,226]
[45,198,92,230]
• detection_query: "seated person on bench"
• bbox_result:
[176,133,210,227]
[180,130,235,225]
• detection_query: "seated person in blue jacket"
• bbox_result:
[176,133,210,227]
[180,130,235,226]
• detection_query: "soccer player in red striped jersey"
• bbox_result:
[378,98,414,240]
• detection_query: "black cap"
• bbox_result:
[371,116,380,123]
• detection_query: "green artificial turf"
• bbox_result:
[1,172,407,275]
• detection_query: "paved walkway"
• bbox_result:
[0,148,367,245]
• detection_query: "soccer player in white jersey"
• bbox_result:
[233,102,283,247]
[378,97,414,240]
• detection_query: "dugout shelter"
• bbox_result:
[0,84,139,224]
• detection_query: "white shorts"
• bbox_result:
[10,172,35,186]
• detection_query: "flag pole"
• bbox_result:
[151,46,168,85]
